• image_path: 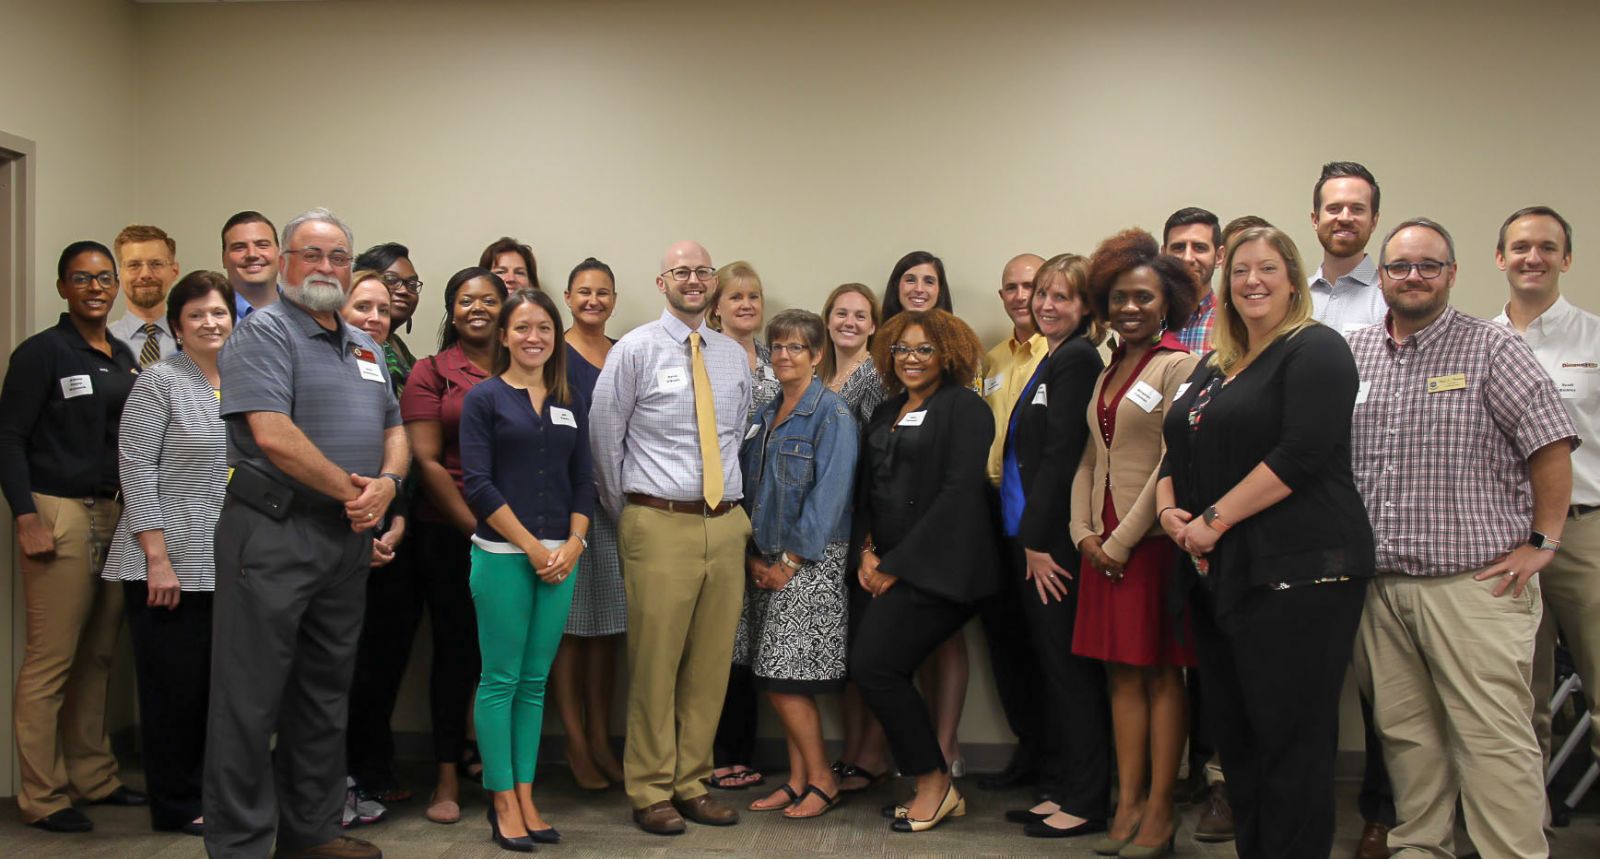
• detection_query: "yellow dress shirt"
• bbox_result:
[982,332,1047,486]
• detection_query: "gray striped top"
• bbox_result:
[102,353,227,591]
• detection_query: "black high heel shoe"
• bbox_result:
[487,806,535,853]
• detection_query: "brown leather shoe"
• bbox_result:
[273,835,382,859]
[1355,821,1393,859]
[1193,783,1235,843]
[633,800,686,835]
[672,792,740,826]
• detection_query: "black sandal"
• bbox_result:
[784,784,842,819]
[706,767,766,790]
[749,783,801,812]
[836,763,888,793]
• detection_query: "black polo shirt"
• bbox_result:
[0,313,140,515]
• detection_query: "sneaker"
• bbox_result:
[342,779,361,829]
[352,789,388,826]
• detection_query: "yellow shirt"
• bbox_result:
[981,333,1048,486]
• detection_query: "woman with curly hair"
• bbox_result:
[851,309,996,833]
[1069,229,1199,857]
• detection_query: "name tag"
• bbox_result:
[357,360,385,382]
[745,422,762,440]
[1031,383,1048,406]
[1175,382,1192,400]
[1126,380,1163,413]
[761,364,776,382]
[1355,381,1371,406]
[549,406,577,428]
[1426,373,1466,393]
[897,410,927,427]
[60,374,93,399]
[657,367,688,393]
[982,375,1002,397]
[1555,366,1596,400]
[1341,322,1367,337]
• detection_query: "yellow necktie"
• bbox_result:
[689,332,723,508]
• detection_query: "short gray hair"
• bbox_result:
[281,206,354,250]
[766,309,826,353]
[1379,217,1455,267]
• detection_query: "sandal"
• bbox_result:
[836,763,889,793]
[783,784,842,820]
[706,767,765,790]
[749,783,801,812]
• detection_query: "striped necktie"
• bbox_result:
[689,332,723,508]
[139,323,161,368]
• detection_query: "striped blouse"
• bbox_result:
[102,353,227,591]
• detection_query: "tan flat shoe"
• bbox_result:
[425,795,461,824]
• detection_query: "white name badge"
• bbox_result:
[60,375,93,399]
[761,364,776,382]
[897,410,927,427]
[1554,367,1596,400]
[549,406,577,428]
[357,360,385,383]
[745,422,762,440]
[1126,380,1163,413]
[657,367,688,393]
[1355,381,1372,406]
[1031,384,1048,406]
[1175,382,1192,401]
[982,375,1002,397]
[1341,322,1367,337]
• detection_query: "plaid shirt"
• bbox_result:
[1349,306,1578,576]
[1175,290,1217,354]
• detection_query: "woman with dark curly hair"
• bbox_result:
[851,309,996,833]
[1069,229,1198,857]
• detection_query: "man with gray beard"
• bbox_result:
[204,208,409,859]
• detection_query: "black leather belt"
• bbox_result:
[626,493,738,517]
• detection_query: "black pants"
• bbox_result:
[412,519,482,763]
[1010,542,1110,818]
[1187,666,1215,784]
[1191,578,1367,859]
[977,537,1044,767]
[346,536,423,788]
[851,583,974,777]
[123,580,212,830]
[203,499,371,859]
[713,664,759,767]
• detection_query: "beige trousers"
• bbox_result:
[618,503,750,809]
[1532,508,1600,768]
[13,493,126,822]
[1353,570,1548,859]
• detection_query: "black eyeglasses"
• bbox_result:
[1382,260,1450,280]
[67,272,117,288]
[381,272,424,293]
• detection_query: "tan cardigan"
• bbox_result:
[1068,346,1199,563]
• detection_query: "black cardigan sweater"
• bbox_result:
[1161,324,1375,615]
[853,383,998,605]
[1011,335,1105,565]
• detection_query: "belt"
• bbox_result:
[87,488,121,504]
[1572,504,1599,518]
[626,493,738,517]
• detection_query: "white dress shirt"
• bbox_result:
[1494,295,1600,506]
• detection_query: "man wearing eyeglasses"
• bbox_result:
[590,241,752,835]
[1309,161,1388,338]
[206,208,408,859]
[220,210,281,319]
[1348,218,1576,859]
[1491,207,1600,792]
[108,224,182,367]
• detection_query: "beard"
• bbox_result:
[282,274,347,312]
[128,281,167,310]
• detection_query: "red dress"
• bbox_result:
[1071,352,1196,669]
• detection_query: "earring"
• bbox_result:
[1153,318,1168,344]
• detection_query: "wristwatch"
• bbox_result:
[1202,505,1230,534]
[1530,531,1561,552]
[779,552,803,571]
[381,472,405,493]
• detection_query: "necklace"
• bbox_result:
[829,353,866,391]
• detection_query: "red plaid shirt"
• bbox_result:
[1349,306,1578,577]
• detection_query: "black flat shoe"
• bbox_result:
[1005,808,1049,824]
[90,786,149,806]
[1024,816,1107,838]
[487,806,534,852]
[30,808,94,833]
[529,826,560,844]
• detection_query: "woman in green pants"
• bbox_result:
[460,288,594,851]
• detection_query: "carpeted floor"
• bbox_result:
[4,764,1598,858]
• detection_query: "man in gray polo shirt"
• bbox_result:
[204,208,408,859]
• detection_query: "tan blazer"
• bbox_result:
[1069,346,1199,563]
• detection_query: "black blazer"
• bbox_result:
[1011,336,1104,565]
[1161,324,1375,614]
[853,383,998,604]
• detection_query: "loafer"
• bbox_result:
[673,792,739,826]
[272,835,382,859]
[633,800,686,835]
[1193,784,1235,843]
[90,786,149,806]
[29,807,94,833]
[1355,821,1393,859]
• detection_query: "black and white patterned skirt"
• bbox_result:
[732,541,849,693]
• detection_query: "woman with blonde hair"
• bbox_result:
[1156,226,1372,858]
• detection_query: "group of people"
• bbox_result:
[1,159,1594,859]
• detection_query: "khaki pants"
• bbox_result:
[13,493,125,821]
[1353,570,1547,859]
[618,503,749,809]
[1532,508,1600,768]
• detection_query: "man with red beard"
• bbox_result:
[1309,162,1387,338]
[109,225,182,366]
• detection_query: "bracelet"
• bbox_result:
[1157,505,1177,523]
[779,552,802,570]
[571,532,588,549]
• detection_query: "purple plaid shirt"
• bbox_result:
[1349,306,1578,576]
[1175,290,1217,354]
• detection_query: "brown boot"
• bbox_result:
[1193,783,1235,843]
[632,800,686,835]
[1355,821,1393,859]
[273,835,382,859]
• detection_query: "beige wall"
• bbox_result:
[6,0,1600,752]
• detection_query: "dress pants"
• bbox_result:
[13,493,126,822]
[204,499,371,859]
[851,582,974,777]
[1009,541,1108,818]
[412,520,481,764]
[618,503,750,809]
[123,580,212,830]
[1532,507,1600,767]
[977,533,1044,771]
[1191,578,1366,859]
[1353,571,1549,859]
[346,535,422,789]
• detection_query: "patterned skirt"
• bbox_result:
[564,506,626,637]
[733,541,849,693]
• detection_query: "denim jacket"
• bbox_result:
[739,377,859,561]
